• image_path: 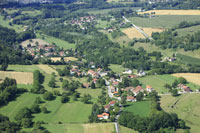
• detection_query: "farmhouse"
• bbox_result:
[126,96,136,102]
[146,85,153,92]
[104,104,110,112]
[109,101,115,107]
[132,86,144,96]
[97,113,109,120]
[128,74,138,79]
[123,69,132,74]
[124,86,134,92]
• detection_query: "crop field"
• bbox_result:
[21,39,49,47]
[128,15,200,28]
[124,101,151,117]
[139,10,200,15]
[37,65,58,75]
[176,53,200,65]
[172,73,200,86]
[43,123,115,133]
[36,33,76,50]
[0,71,33,84]
[122,27,145,39]
[142,28,165,36]
[161,93,200,133]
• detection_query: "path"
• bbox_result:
[115,122,120,133]
[123,16,153,40]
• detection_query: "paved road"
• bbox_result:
[115,122,120,133]
[123,16,153,40]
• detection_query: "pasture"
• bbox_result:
[7,65,42,72]
[176,25,200,36]
[120,125,138,133]
[0,71,33,84]
[37,65,57,75]
[172,73,200,86]
[139,10,200,15]
[124,101,151,117]
[36,33,76,50]
[176,53,200,65]
[161,93,200,133]
[122,27,145,39]
[128,15,200,28]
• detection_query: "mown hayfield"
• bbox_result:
[172,73,200,86]
[120,125,138,133]
[0,93,40,121]
[36,33,76,50]
[128,15,200,28]
[37,65,58,75]
[124,101,151,117]
[139,10,200,15]
[43,123,115,133]
[21,39,49,47]
[161,93,200,133]
[142,27,165,36]
[122,27,145,39]
[0,71,33,84]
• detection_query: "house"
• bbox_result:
[97,113,109,120]
[123,69,132,74]
[112,81,119,86]
[146,85,153,92]
[104,104,110,112]
[93,78,98,84]
[126,96,136,102]
[137,70,146,77]
[124,86,134,92]
[183,86,192,92]
[132,86,144,96]
[109,101,115,107]
[128,75,138,79]
[59,51,66,57]
[82,83,90,88]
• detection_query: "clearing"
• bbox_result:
[122,27,145,39]
[0,71,33,84]
[139,10,200,15]
[172,73,200,86]
[124,101,151,117]
[21,39,49,47]
[161,93,200,133]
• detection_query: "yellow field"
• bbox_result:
[122,27,145,39]
[83,123,115,133]
[37,65,58,75]
[0,71,33,84]
[172,73,200,85]
[50,57,78,62]
[139,10,200,15]
[21,39,49,47]
[142,28,165,36]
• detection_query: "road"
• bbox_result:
[122,16,153,40]
[115,122,120,133]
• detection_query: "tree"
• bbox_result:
[1,62,8,71]
[34,97,42,104]
[81,94,92,104]
[91,82,96,89]
[164,83,171,89]
[171,89,178,97]
[61,93,70,103]
[178,77,187,84]
[136,92,144,101]
[179,120,186,129]
[43,92,54,101]
[21,118,32,128]
[41,106,48,113]
[30,104,40,113]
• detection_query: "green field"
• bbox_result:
[161,93,200,133]
[124,101,151,117]
[138,75,200,93]
[128,15,200,28]
[109,64,126,74]
[176,53,200,65]
[7,65,42,72]
[0,15,24,32]
[120,125,138,133]
[36,33,76,50]
[176,25,200,36]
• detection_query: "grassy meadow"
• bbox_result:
[120,125,138,133]
[161,93,200,133]
[124,101,151,117]
[128,15,200,28]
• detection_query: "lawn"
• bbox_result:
[120,125,138,133]
[36,33,76,50]
[109,64,126,74]
[128,15,200,28]
[124,101,151,117]
[161,93,200,133]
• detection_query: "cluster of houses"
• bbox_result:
[161,57,176,62]
[70,15,96,29]
[97,101,116,120]
[22,40,67,58]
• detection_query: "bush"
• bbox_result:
[43,92,54,101]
